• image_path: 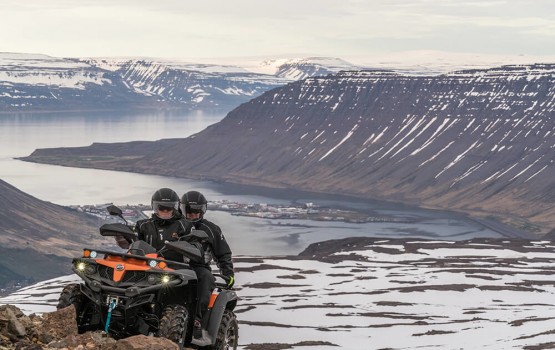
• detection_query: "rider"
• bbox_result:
[180,190,235,344]
[115,188,190,262]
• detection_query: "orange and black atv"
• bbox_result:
[57,205,238,350]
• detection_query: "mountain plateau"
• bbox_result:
[21,64,555,235]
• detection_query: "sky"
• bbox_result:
[2,0,555,65]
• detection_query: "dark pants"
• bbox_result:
[193,266,216,323]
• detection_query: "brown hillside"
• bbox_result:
[0,179,102,288]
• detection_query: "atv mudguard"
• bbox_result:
[206,289,238,338]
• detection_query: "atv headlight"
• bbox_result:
[90,251,98,259]
[148,260,157,268]
[76,262,86,272]
[147,274,172,285]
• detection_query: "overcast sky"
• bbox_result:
[2,0,555,64]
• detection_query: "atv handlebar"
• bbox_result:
[100,223,137,242]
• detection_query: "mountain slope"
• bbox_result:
[22,64,555,233]
[0,179,102,288]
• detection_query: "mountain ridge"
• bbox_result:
[0,53,354,112]
[21,63,555,234]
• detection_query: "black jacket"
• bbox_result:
[187,218,234,277]
[134,213,191,262]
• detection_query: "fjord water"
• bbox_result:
[0,111,506,255]
[0,110,224,204]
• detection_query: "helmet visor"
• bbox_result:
[180,203,207,215]
[153,201,179,212]
[187,203,206,213]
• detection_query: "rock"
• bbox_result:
[0,305,184,350]
[0,305,27,337]
[114,335,179,350]
[37,306,78,344]
[46,331,116,349]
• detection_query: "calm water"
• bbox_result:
[0,111,505,255]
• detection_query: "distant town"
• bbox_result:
[70,199,414,224]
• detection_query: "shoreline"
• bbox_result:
[195,177,543,240]
[0,106,229,116]
[17,156,546,240]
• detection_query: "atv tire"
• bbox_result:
[156,304,188,349]
[57,283,83,310]
[210,309,238,350]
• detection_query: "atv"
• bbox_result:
[57,205,239,349]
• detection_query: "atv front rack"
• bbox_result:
[80,248,192,270]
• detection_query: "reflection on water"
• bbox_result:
[0,111,506,256]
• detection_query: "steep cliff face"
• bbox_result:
[24,64,555,232]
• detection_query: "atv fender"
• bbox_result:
[206,290,238,338]
[79,283,103,306]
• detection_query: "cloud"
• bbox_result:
[1,0,554,58]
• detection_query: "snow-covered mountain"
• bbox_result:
[2,237,555,349]
[0,53,357,112]
[260,57,358,80]
[0,53,108,88]
[24,63,555,235]
[0,53,147,111]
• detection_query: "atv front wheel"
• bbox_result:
[210,309,238,350]
[156,304,188,349]
[57,283,97,333]
[57,283,83,310]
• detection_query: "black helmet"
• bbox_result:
[151,188,179,219]
[180,190,207,222]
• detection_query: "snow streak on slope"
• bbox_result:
[3,238,555,349]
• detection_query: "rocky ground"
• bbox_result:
[3,237,555,349]
[0,304,179,350]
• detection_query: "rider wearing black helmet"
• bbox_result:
[115,188,190,262]
[180,190,234,344]
[150,187,181,221]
